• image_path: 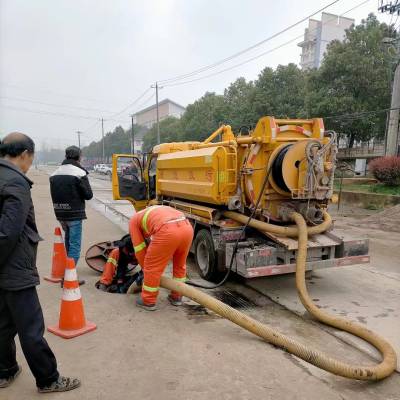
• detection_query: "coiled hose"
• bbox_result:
[160,211,397,380]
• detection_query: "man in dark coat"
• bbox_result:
[49,146,93,268]
[0,132,80,393]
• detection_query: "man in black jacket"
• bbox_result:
[0,132,80,392]
[49,146,93,268]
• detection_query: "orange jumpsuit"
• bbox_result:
[99,248,120,285]
[130,205,193,305]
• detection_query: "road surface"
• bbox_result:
[3,168,398,400]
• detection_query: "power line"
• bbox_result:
[324,106,400,120]
[0,82,110,104]
[0,104,100,121]
[0,95,117,114]
[0,104,129,123]
[135,92,156,111]
[163,0,371,88]
[158,0,341,84]
[110,87,153,118]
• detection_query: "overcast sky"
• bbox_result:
[0,0,395,149]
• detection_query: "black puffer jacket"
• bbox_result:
[0,159,42,290]
[49,160,93,221]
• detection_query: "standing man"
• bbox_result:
[0,133,80,392]
[130,205,193,311]
[49,146,93,269]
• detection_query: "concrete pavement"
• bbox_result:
[2,169,399,400]
[87,170,400,372]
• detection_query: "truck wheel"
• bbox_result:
[107,171,112,179]
[194,229,218,281]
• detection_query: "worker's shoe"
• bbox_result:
[0,366,21,388]
[95,281,109,292]
[136,297,157,311]
[167,295,183,306]
[38,376,81,393]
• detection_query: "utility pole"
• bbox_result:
[155,82,160,145]
[379,2,400,155]
[101,118,105,162]
[76,131,82,149]
[151,82,162,144]
[386,61,400,156]
[130,114,135,154]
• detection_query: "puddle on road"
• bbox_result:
[183,304,221,322]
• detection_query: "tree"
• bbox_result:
[307,14,396,147]
[253,64,307,120]
[223,77,258,131]
[179,92,228,142]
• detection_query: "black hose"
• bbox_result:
[187,163,273,289]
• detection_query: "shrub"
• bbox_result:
[369,156,400,186]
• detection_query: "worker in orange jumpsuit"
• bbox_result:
[96,235,142,293]
[130,205,193,311]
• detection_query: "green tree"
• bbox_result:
[307,14,396,147]
[253,64,307,120]
[179,92,228,142]
[223,77,258,131]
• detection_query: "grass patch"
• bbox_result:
[370,184,400,195]
[334,182,400,196]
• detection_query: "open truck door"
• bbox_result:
[112,154,149,211]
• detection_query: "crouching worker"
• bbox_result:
[95,234,143,294]
[130,205,194,311]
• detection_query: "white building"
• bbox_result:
[135,98,186,129]
[298,12,354,70]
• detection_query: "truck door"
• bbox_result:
[112,154,149,211]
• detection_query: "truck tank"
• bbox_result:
[153,116,337,224]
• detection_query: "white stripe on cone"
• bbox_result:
[64,269,78,282]
[62,288,82,301]
[54,236,64,244]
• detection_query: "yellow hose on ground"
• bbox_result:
[160,211,397,380]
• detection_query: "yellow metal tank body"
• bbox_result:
[153,117,337,223]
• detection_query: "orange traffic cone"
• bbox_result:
[48,258,97,339]
[44,227,67,283]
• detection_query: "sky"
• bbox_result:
[0,0,396,149]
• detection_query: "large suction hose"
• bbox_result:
[160,212,396,380]
[223,209,332,237]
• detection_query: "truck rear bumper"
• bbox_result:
[244,255,370,278]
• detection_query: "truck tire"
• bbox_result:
[194,229,219,281]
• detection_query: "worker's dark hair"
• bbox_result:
[65,145,81,161]
[0,133,35,157]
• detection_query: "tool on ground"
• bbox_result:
[44,227,67,283]
[48,258,96,339]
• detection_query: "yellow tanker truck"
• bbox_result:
[112,116,369,281]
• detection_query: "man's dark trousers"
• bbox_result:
[0,287,59,387]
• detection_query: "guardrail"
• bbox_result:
[337,145,385,159]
